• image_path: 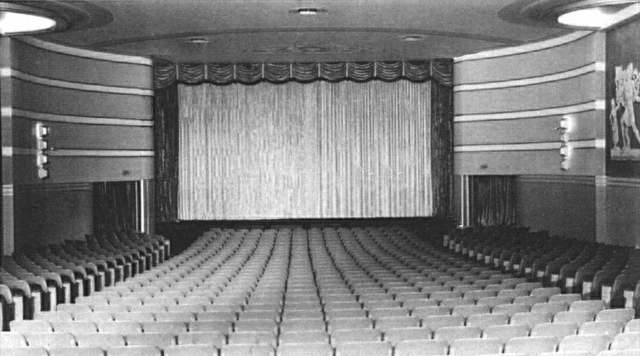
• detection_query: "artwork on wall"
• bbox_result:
[606,18,640,177]
[610,63,640,160]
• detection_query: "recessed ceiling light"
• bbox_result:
[0,11,58,35]
[399,35,426,42]
[557,7,619,28]
[289,8,327,16]
[187,37,210,44]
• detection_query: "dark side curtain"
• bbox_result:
[93,181,138,238]
[470,176,516,226]
[431,81,454,218]
[154,84,179,222]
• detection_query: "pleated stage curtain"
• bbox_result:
[470,175,517,226]
[154,84,180,222]
[178,80,434,220]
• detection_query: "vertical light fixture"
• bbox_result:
[558,116,572,171]
[35,123,50,179]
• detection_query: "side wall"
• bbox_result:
[453,27,639,246]
[1,37,154,254]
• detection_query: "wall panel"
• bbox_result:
[1,37,153,254]
[516,175,596,241]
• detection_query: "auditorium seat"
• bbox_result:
[548,294,582,305]
[25,332,76,348]
[383,327,433,345]
[228,331,277,347]
[466,312,509,330]
[48,346,105,356]
[98,321,142,334]
[530,322,578,342]
[276,343,333,356]
[328,317,373,332]
[412,306,451,318]
[334,341,392,356]
[75,333,126,349]
[449,337,503,356]
[492,304,530,317]
[10,320,53,334]
[610,332,640,350]
[331,329,382,345]
[569,300,605,314]
[510,312,553,329]
[142,321,188,333]
[504,336,557,356]
[34,311,73,323]
[394,339,449,356]
[530,302,569,316]
[597,351,640,356]
[220,344,275,356]
[558,334,610,354]
[482,324,530,344]
[553,311,595,326]
[1,347,49,356]
[595,309,635,323]
[51,321,98,334]
[107,345,161,356]
[164,344,218,356]
[578,321,624,339]
[0,331,28,347]
[433,326,482,344]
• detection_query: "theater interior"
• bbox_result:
[0,1,639,355]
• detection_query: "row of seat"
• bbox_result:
[445,226,640,312]
[2,225,638,356]
[1,231,169,329]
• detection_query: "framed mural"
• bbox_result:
[606,18,640,178]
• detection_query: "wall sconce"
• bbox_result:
[560,143,571,171]
[35,123,50,179]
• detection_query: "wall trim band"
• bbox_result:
[8,69,154,96]
[454,62,602,92]
[454,139,600,153]
[16,37,152,66]
[48,149,155,157]
[13,109,153,127]
[518,175,594,186]
[454,31,593,62]
[454,101,602,122]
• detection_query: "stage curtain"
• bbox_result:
[154,84,180,222]
[93,181,138,237]
[470,176,516,226]
[178,80,434,220]
[154,60,453,88]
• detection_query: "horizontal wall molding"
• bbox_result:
[16,37,152,66]
[596,176,640,188]
[518,174,595,186]
[48,149,154,157]
[454,142,561,152]
[14,182,92,193]
[454,100,604,122]
[13,109,153,127]
[454,139,601,153]
[454,62,603,92]
[4,69,154,96]
[455,31,593,62]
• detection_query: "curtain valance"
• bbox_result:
[154,60,453,88]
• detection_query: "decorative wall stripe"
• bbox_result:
[8,69,154,96]
[454,142,562,152]
[48,149,154,157]
[3,184,14,196]
[13,109,153,127]
[454,101,600,122]
[5,147,38,156]
[518,175,595,186]
[454,139,601,153]
[15,182,93,193]
[454,63,602,92]
[603,177,640,188]
[455,31,592,62]
[16,37,153,66]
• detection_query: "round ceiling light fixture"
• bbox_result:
[399,35,427,42]
[0,2,65,35]
[555,0,634,29]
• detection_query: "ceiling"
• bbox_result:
[23,0,582,64]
